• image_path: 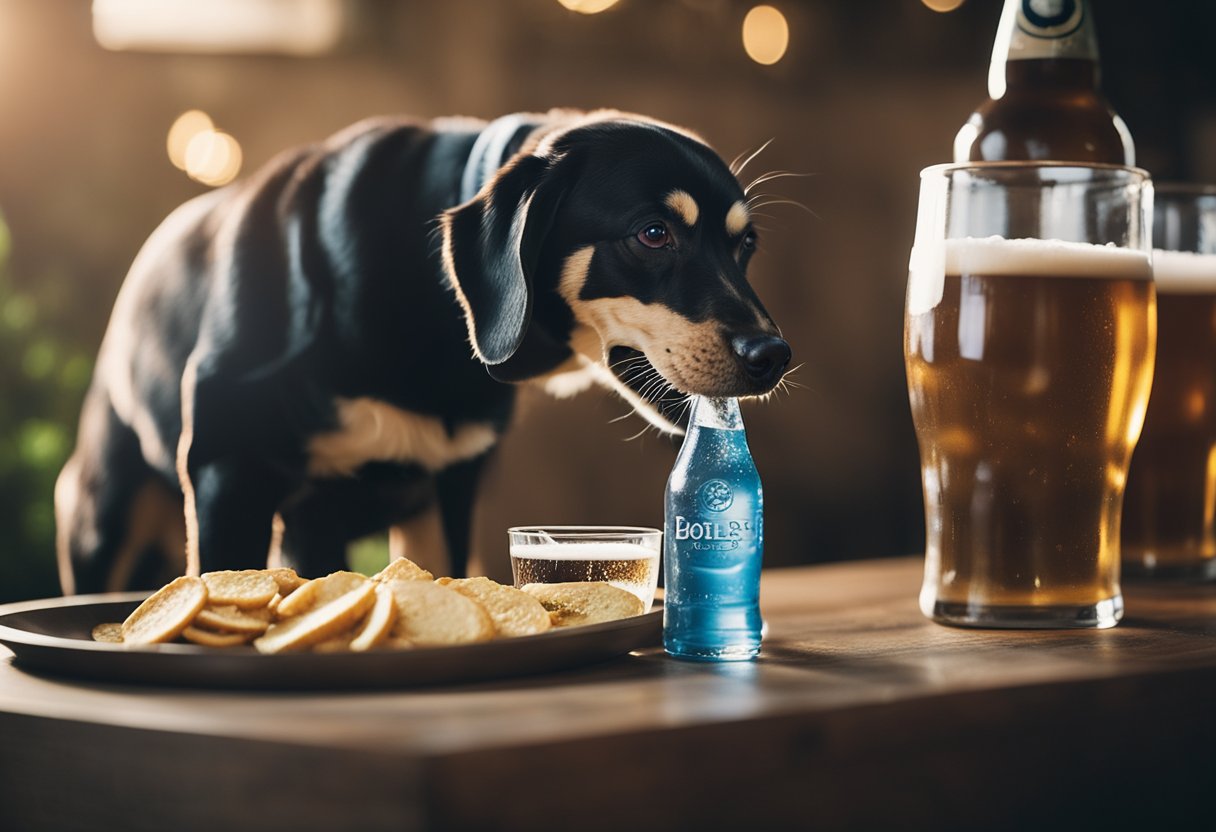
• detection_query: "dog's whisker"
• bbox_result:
[618,363,654,385]
[745,189,776,208]
[617,366,651,384]
[746,198,819,219]
[608,354,650,372]
[728,146,754,177]
[624,423,657,442]
[777,363,809,392]
[628,373,665,405]
[744,170,813,196]
[638,374,670,403]
[731,137,774,179]
[625,363,659,385]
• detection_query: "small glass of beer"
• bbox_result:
[905,162,1155,628]
[508,526,662,611]
[1123,185,1216,580]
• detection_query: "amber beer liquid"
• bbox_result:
[1122,250,1216,578]
[906,237,1155,623]
[510,542,660,608]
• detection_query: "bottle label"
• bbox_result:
[672,515,757,551]
[1006,0,1098,61]
[671,478,759,553]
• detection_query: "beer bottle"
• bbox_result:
[953,0,1134,164]
[663,396,763,661]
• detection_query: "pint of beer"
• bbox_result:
[1122,186,1216,579]
[905,163,1155,628]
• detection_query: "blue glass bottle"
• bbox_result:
[663,396,763,660]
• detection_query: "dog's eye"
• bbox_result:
[637,223,671,249]
[741,231,758,252]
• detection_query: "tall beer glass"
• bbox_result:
[1123,185,1216,579]
[905,163,1155,628]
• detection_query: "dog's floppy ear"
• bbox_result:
[442,152,572,381]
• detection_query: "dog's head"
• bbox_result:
[441,111,790,432]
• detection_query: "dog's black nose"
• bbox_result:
[732,335,791,386]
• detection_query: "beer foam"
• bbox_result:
[944,236,1152,280]
[510,542,658,561]
[908,236,1150,315]
[1153,249,1216,294]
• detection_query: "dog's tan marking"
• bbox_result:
[266,513,286,569]
[178,352,202,577]
[389,504,451,578]
[574,297,736,395]
[308,398,497,477]
[554,245,746,423]
[54,457,82,594]
[726,201,750,236]
[539,325,602,398]
[528,249,600,398]
[665,190,699,227]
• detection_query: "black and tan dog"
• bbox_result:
[55,109,791,594]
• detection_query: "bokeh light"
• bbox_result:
[556,0,620,14]
[184,129,243,186]
[167,110,243,186]
[921,0,966,11]
[166,109,214,170]
[742,5,789,66]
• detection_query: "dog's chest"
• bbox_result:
[307,398,499,476]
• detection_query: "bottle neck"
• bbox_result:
[688,396,744,431]
[988,0,1100,99]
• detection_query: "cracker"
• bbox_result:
[181,626,251,647]
[276,571,369,618]
[520,581,644,627]
[437,577,551,638]
[349,583,398,652]
[253,582,377,654]
[121,575,208,645]
[266,567,305,596]
[373,557,433,583]
[385,580,494,646]
[200,570,278,609]
[91,622,124,644]
[195,605,271,635]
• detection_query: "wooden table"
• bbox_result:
[2,557,1214,831]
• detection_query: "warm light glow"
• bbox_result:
[921,0,966,12]
[742,5,789,66]
[556,0,619,14]
[184,130,242,187]
[93,0,345,55]
[167,110,214,171]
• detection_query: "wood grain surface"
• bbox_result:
[2,557,1214,831]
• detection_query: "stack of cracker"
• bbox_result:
[93,559,644,654]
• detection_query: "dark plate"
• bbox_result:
[0,592,662,690]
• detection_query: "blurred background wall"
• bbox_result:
[0,0,1213,600]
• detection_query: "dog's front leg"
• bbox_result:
[434,454,490,578]
[182,456,293,574]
